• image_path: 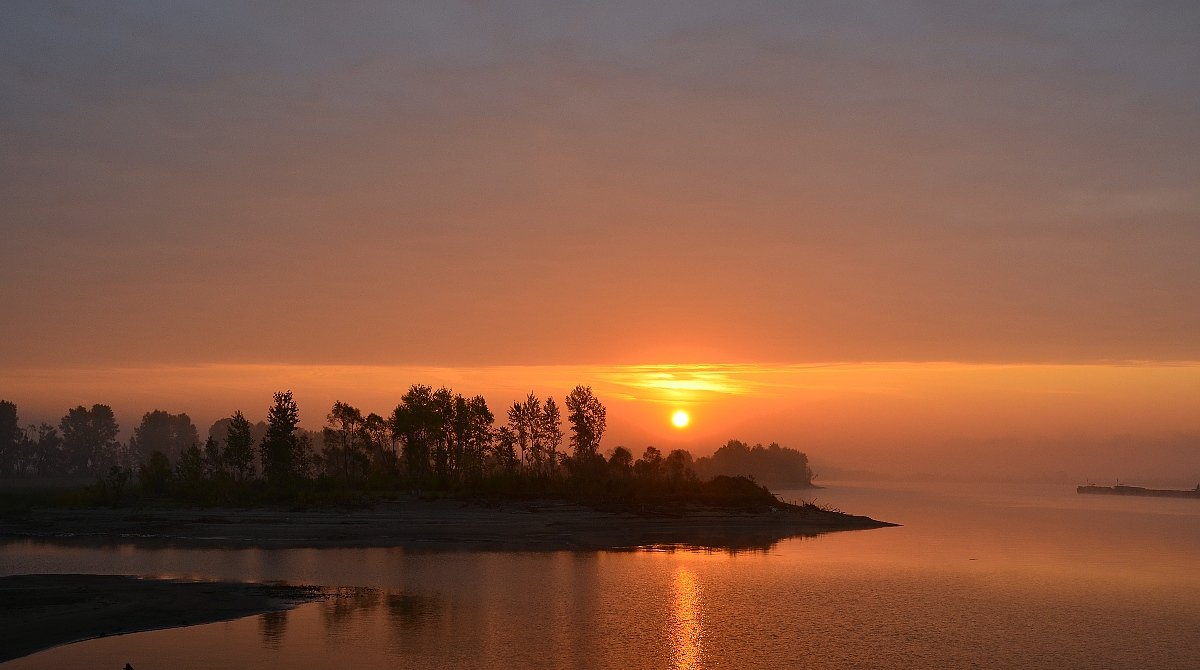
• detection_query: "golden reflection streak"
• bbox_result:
[671,566,704,670]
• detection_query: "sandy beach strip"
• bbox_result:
[0,574,320,663]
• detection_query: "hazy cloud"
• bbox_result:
[2,1,1198,367]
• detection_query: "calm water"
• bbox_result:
[3,482,1199,669]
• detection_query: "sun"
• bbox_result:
[671,409,690,429]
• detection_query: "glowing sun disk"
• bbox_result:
[672,410,690,428]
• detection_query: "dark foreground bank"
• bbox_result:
[0,574,320,663]
[0,497,894,552]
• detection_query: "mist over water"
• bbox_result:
[5,481,1198,669]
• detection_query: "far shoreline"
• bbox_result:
[0,496,894,553]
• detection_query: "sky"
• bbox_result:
[2,2,1198,481]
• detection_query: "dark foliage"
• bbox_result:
[128,410,199,467]
[261,391,302,485]
[693,440,815,489]
[59,404,122,477]
[2,388,816,512]
[138,451,173,496]
[565,385,605,462]
[0,401,19,478]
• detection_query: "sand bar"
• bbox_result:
[0,574,320,663]
[0,498,893,552]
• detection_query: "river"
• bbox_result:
[3,481,1199,669]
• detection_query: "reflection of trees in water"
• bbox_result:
[320,586,382,638]
[386,591,441,629]
[258,609,288,649]
[385,590,443,654]
[312,586,443,648]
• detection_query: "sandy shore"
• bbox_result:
[0,574,320,663]
[0,498,893,552]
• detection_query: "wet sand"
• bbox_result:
[0,574,320,663]
[0,498,893,552]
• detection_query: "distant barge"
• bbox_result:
[1077,484,1200,499]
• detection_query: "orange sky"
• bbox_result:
[2,4,1198,482]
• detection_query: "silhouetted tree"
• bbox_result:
[129,410,200,466]
[138,450,173,495]
[361,412,396,481]
[323,401,364,482]
[202,436,223,479]
[665,449,697,487]
[454,395,494,482]
[26,423,63,477]
[431,387,454,483]
[0,401,20,477]
[176,442,205,486]
[608,446,634,478]
[209,416,268,451]
[451,395,470,480]
[634,446,663,481]
[693,440,813,488]
[261,391,301,485]
[492,425,519,474]
[565,386,606,463]
[505,392,565,478]
[294,431,317,480]
[393,385,439,482]
[507,392,542,472]
[100,464,131,505]
[222,411,256,481]
[541,397,563,477]
[60,404,121,476]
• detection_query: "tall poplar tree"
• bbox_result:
[541,397,563,476]
[565,386,606,464]
[323,401,364,482]
[223,410,256,481]
[260,391,300,485]
[508,392,545,472]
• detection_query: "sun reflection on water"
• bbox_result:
[671,566,704,670]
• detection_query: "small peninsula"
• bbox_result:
[1,494,892,553]
[1,390,893,553]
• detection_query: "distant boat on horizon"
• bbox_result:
[1077,483,1200,499]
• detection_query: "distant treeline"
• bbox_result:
[694,440,815,490]
[0,390,813,505]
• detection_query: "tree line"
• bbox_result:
[0,387,813,505]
